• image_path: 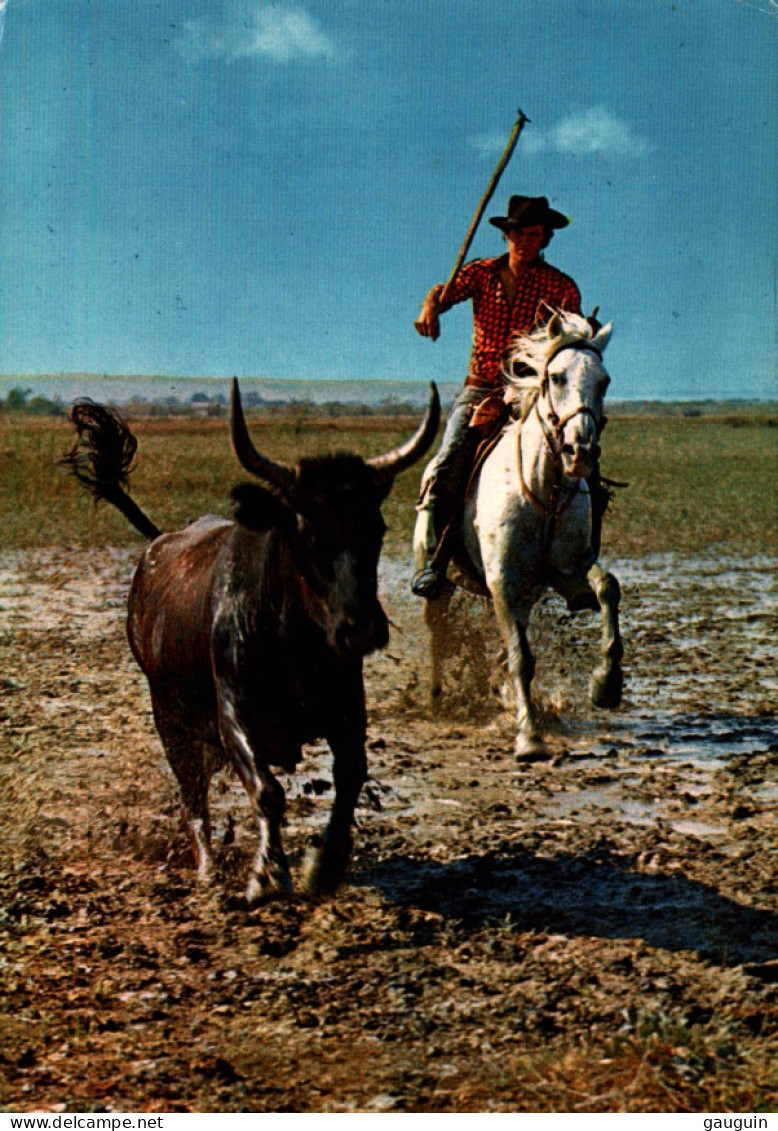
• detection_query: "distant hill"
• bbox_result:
[0,373,774,415]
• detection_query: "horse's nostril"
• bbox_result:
[561,443,575,457]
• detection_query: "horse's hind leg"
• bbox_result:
[587,563,624,709]
[424,582,454,714]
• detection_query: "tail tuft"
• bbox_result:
[58,399,138,500]
[59,399,162,541]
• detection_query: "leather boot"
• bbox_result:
[411,524,456,598]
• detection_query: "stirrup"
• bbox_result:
[410,564,446,600]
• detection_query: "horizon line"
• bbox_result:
[0,372,775,407]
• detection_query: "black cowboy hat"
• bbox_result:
[488,195,570,232]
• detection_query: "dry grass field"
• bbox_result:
[1,403,776,1113]
[1,405,776,555]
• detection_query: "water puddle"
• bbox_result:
[628,710,778,763]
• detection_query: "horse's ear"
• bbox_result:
[547,312,564,339]
[591,322,613,353]
[587,306,602,333]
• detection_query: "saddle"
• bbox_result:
[467,390,516,485]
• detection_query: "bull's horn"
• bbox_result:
[367,383,441,480]
[230,379,297,498]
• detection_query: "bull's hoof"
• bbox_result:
[245,863,293,907]
[590,664,623,710]
[302,837,351,898]
[514,733,550,763]
[186,817,215,882]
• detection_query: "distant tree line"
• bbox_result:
[0,385,423,418]
[0,388,64,415]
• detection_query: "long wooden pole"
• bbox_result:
[439,110,529,307]
[415,110,530,337]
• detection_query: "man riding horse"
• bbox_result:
[411,193,609,599]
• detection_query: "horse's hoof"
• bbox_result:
[514,734,550,763]
[590,665,623,710]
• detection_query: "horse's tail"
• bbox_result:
[58,399,162,542]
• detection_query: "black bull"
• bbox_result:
[60,380,439,903]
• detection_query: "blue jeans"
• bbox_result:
[417,386,489,544]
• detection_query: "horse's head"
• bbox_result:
[504,310,613,481]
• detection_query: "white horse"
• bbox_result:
[413,311,624,757]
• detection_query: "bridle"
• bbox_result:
[518,341,607,521]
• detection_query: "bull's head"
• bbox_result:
[229,378,440,658]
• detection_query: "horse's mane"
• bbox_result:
[501,311,600,419]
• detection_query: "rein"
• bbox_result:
[539,342,604,441]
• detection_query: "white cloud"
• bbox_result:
[178,3,340,65]
[473,107,648,161]
[552,107,648,157]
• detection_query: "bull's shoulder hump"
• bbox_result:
[183,514,233,537]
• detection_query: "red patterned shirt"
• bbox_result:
[438,255,581,388]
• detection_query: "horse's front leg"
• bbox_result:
[492,591,545,758]
[588,563,624,709]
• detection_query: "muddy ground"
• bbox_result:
[0,545,776,1112]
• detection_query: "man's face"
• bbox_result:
[507,224,545,262]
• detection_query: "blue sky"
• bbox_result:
[0,0,775,399]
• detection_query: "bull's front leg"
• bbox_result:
[303,736,367,897]
[304,675,368,896]
[588,563,624,709]
[216,685,293,905]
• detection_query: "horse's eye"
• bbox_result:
[551,373,566,387]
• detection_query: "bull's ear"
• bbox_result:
[231,483,299,537]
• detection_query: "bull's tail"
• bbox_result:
[58,399,162,542]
